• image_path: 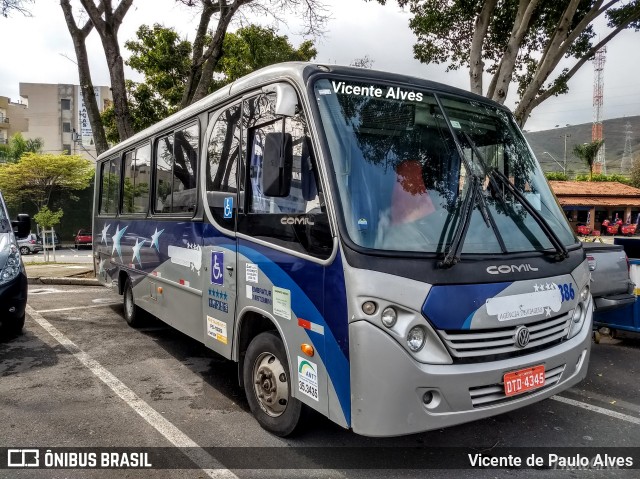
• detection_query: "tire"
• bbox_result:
[4,314,25,336]
[19,246,30,255]
[243,331,303,437]
[123,277,144,327]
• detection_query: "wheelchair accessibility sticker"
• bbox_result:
[223,197,233,219]
[211,251,224,285]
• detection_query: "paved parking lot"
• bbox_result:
[1,284,640,478]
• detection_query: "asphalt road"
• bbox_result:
[1,285,640,478]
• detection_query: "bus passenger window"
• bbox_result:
[155,135,174,213]
[99,157,121,215]
[122,143,151,214]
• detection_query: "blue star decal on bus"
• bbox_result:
[151,227,164,252]
[101,223,110,245]
[111,225,128,260]
[132,238,145,266]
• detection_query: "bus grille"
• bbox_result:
[438,312,572,363]
[468,365,565,408]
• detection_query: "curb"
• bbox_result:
[28,277,101,286]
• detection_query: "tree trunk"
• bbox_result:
[60,0,109,155]
[103,32,134,140]
[469,0,498,96]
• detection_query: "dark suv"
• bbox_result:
[0,192,28,335]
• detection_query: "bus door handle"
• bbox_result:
[226,264,234,276]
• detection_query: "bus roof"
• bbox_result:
[97,62,507,162]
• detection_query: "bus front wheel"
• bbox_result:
[243,331,303,437]
[123,277,143,327]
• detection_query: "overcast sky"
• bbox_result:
[0,0,639,132]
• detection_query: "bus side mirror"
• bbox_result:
[263,132,293,197]
[263,83,298,117]
[12,213,31,239]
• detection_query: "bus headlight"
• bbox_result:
[567,299,589,339]
[407,326,426,352]
[381,307,397,328]
[579,285,590,303]
[0,244,22,285]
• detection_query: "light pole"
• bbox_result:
[563,134,571,174]
[542,151,566,175]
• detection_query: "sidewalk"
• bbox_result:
[25,263,100,286]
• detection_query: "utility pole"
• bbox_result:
[563,134,571,175]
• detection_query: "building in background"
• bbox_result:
[0,96,28,145]
[18,83,112,162]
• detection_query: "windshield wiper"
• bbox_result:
[439,174,483,268]
[490,168,569,261]
[459,131,568,261]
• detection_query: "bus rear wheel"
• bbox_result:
[123,277,143,327]
[243,331,303,437]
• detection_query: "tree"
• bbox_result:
[60,0,134,153]
[0,153,93,210]
[1,0,32,17]
[176,0,328,108]
[33,206,64,231]
[373,0,640,126]
[101,24,317,141]
[629,154,640,188]
[573,140,604,180]
[0,132,43,163]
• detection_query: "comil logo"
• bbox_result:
[486,264,539,275]
[8,449,39,467]
[280,216,315,226]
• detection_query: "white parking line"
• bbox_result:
[552,395,640,426]
[26,305,239,479]
[37,303,121,313]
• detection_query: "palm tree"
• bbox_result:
[573,140,604,180]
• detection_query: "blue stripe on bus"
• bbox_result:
[422,282,511,330]
[237,243,351,425]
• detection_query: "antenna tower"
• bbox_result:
[621,121,633,173]
[592,47,606,174]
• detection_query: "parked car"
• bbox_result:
[17,233,43,255]
[74,229,92,249]
[0,191,28,335]
[39,231,61,248]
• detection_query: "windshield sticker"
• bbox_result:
[207,316,228,344]
[317,89,332,95]
[298,357,319,401]
[246,263,258,283]
[273,286,292,320]
[450,120,462,129]
[486,284,562,321]
[331,81,423,102]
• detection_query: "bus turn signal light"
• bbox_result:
[301,344,314,357]
[157,287,163,295]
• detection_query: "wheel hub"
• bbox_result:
[253,353,288,417]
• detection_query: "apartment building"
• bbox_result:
[18,83,112,162]
[0,96,28,145]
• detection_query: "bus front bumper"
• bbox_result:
[349,302,592,437]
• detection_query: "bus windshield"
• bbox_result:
[314,78,577,255]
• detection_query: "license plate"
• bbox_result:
[503,365,545,397]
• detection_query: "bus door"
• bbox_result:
[201,103,243,359]
[236,90,337,420]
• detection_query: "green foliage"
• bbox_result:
[0,152,94,210]
[630,156,640,188]
[545,172,568,181]
[0,132,43,163]
[573,140,604,180]
[575,173,630,184]
[33,205,63,229]
[101,24,317,137]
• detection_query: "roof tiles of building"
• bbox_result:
[549,181,640,207]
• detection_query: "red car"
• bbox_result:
[74,229,92,249]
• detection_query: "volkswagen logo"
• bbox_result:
[514,326,531,348]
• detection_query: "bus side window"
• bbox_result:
[206,104,241,226]
[100,157,121,215]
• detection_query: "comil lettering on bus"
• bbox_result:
[330,81,424,101]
